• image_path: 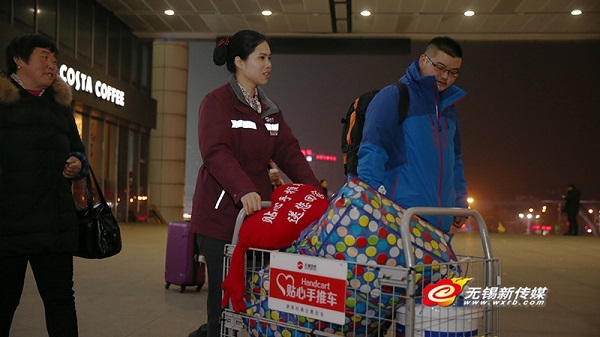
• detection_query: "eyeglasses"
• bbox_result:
[424,54,460,78]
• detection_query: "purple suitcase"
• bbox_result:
[165,221,205,293]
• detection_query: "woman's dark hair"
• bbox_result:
[213,30,267,73]
[5,34,58,74]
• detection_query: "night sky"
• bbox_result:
[185,39,600,213]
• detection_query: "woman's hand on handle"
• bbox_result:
[240,192,262,215]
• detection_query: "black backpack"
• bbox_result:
[341,82,410,176]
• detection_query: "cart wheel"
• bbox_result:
[165,283,170,289]
[179,286,186,293]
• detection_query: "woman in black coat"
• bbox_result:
[0,34,89,337]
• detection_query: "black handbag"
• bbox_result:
[75,167,122,259]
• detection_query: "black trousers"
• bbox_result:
[567,212,579,235]
[196,235,229,337]
[0,253,78,337]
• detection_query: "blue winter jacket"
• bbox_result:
[357,59,468,233]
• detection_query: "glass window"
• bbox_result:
[72,110,87,211]
[89,117,103,170]
[103,122,119,212]
[58,0,75,57]
[120,32,132,83]
[77,1,92,64]
[94,5,108,72]
[107,16,121,78]
[69,112,146,222]
[127,129,139,222]
[138,131,149,222]
[38,0,57,40]
[129,37,139,87]
[140,41,152,94]
[0,1,10,24]
[14,0,35,31]
[116,125,129,222]
[73,112,84,140]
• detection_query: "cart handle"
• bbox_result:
[231,201,272,246]
[399,207,493,269]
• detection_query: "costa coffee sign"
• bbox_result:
[59,64,125,107]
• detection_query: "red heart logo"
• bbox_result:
[276,273,294,296]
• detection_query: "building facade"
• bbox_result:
[0,1,158,223]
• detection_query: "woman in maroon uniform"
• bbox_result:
[187,30,320,337]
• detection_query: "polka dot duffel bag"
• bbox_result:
[242,175,461,337]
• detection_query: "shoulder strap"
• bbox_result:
[394,82,409,124]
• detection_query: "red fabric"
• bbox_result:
[221,184,329,312]
[26,89,43,96]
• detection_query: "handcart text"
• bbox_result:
[301,278,331,290]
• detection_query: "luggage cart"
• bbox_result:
[221,206,501,337]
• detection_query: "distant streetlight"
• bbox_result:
[519,209,539,234]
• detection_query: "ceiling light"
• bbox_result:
[571,9,582,16]
[360,10,371,17]
[164,9,175,16]
[262,10,272,16]
[464,10,475,17]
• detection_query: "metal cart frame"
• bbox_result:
[221,206,501,337]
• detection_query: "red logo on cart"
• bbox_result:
[268,252,347,324]
[422,277,472,307]
[270,267,346,312]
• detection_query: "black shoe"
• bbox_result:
[188,324,207,337]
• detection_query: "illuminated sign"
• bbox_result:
[301,149,337,162]
[315,154,337,162]
[59,64,125,107]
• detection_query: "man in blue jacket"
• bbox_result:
[357,37,468,233]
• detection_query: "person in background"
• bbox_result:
[320,179,329,197]
[188,30,320,337]
[562,184,581,235]
[0,33,89,337]
[357,37,468,234]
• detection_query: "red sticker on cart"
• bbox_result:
[269,252,347,324]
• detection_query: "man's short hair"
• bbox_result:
[426,37,463,58]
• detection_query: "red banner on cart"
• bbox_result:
[269,252,347,324]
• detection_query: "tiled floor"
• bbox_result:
[9,223,600,336]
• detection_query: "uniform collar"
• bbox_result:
[228,75,280,118]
